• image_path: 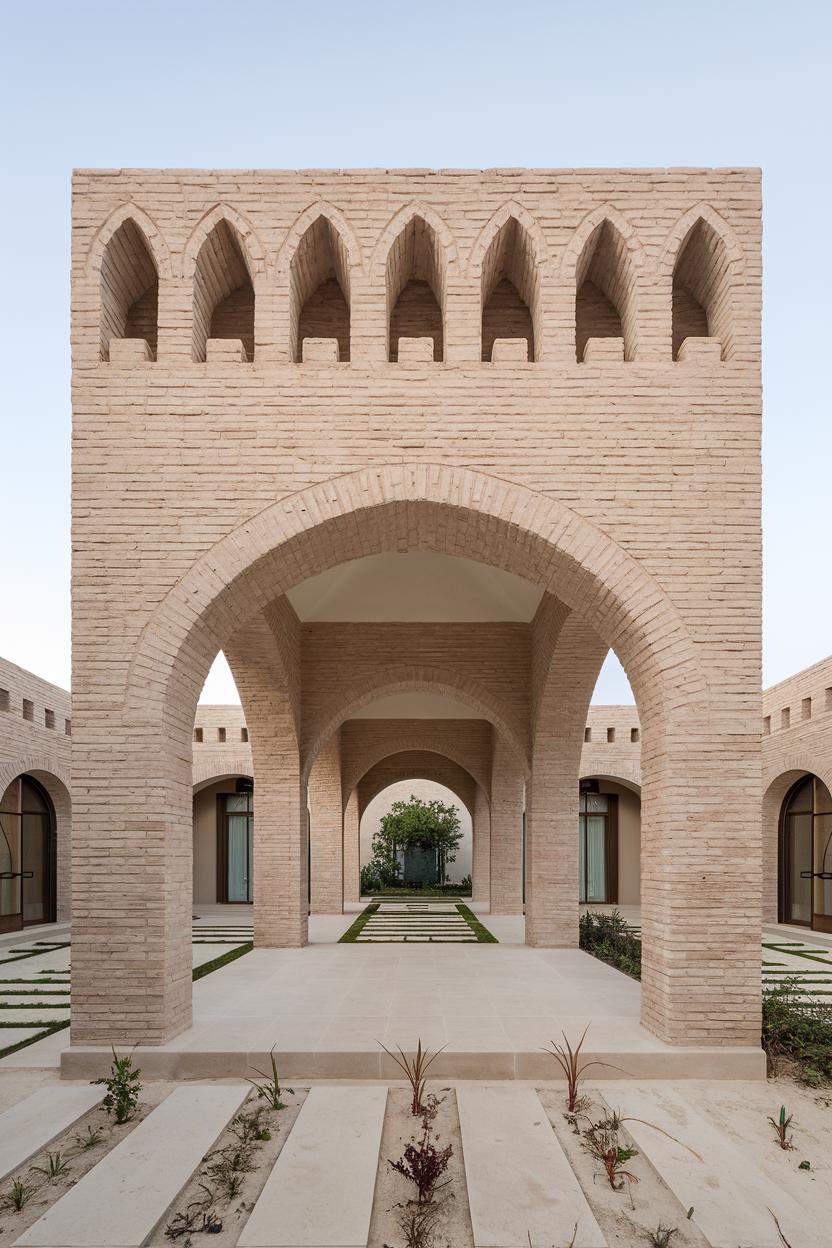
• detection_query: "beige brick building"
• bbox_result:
[67,166,764,1050]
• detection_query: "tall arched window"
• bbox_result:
[100,218,158,360]
[780,774,832,929]
[672,217,732,359]
[0,775,56,930]
[192,220,254,361]
[385,216,444,361]
[290,216,351,361]
[574,219,638,361]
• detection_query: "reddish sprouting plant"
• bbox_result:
[389,1128,453,1203]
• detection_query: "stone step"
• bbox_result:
[0,1087,103,1182]
[617,1087,820,1248]
[15,1084,248,1247]
[238,1086,387,1247]
[457,1085,606,1247]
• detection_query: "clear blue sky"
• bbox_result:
[0,0,829,705]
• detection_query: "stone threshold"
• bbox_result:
[61,1043,766,1081]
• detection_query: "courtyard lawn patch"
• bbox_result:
[338,903,381,942]
[455,904,497,942]
[0,935,254,1060]
[366,885,471,898]
[191,940,253,981]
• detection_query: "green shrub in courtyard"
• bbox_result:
[579,910,642,979]
[762,979,832,1084]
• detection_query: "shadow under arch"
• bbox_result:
[342,726,492,809]
[302,666,527,786]
[356,750,483,820]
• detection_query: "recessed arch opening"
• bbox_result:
[575,219,638,361]
[480,217,537,361]
[99,218,158,361]
[672,217,733,359]
[290,216,351,362]
[192,219,255,361]
[385,216,445,361]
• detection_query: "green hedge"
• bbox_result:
[579,910,642,979]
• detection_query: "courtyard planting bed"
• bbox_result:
[0,1070,828,1247]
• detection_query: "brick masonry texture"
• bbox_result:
[69,167,763,1048]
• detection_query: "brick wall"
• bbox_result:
[70,167,762,1046]
[0,657,72,920]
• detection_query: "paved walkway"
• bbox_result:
[354,901,483,942]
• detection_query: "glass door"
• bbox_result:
[579,791,609,904]
[0,798,23,933]
[223,790,253,903]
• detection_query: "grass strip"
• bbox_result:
[192,941,253,981]
[0,1019,70,1061]
[338,903,380,942]
[455,904,498,943]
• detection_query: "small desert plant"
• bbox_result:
[165,1185,222,1240]
[646,1225,679,1248]
[248,1046,292,1111]
[379,1039,447,1115]
[582,1111,639,1191]
[544,1025,620,1112]
[74,1124,104,1150]
[3,1177,35,1212]
[390,1198,442,1248]
[95,1047,142,1123]
[768,1105,794,1150]
[206,1143,253,1200]
[230,1106,271,1146]
[389,1128,453,1204]
[32,1150,70,1180]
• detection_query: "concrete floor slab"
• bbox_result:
[615,1085,820,1248]
[238,1085,387,1247]
[15,1084,248,1248]
[58,940,765,1081]
[457,1084,606,1247]
[0,1086,102,1182]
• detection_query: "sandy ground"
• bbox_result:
[368,1083,474,1248]
[146,1086,307,1246]
[0,1070,829,1246]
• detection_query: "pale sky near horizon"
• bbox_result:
[0,0,829,706]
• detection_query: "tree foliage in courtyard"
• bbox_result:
[366,795,462,887]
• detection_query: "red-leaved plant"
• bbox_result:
[389,1128,453,1204]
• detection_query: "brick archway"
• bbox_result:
[81,463,728,1048]
[125,464,705,726]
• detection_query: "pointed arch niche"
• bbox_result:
[99,218,158,361]
[672,216,733,359]
[290,216,351,362]
[192,220,255,361]
[574,218,638,361]
[385,215,445,361]
[480,216,538,361]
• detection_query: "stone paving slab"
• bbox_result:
[238,1086,387,1247]
[15,1084,248,1248]
[457,1085,606,1247]
[619,1086,819,1248]
[0,1087,103,1182]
